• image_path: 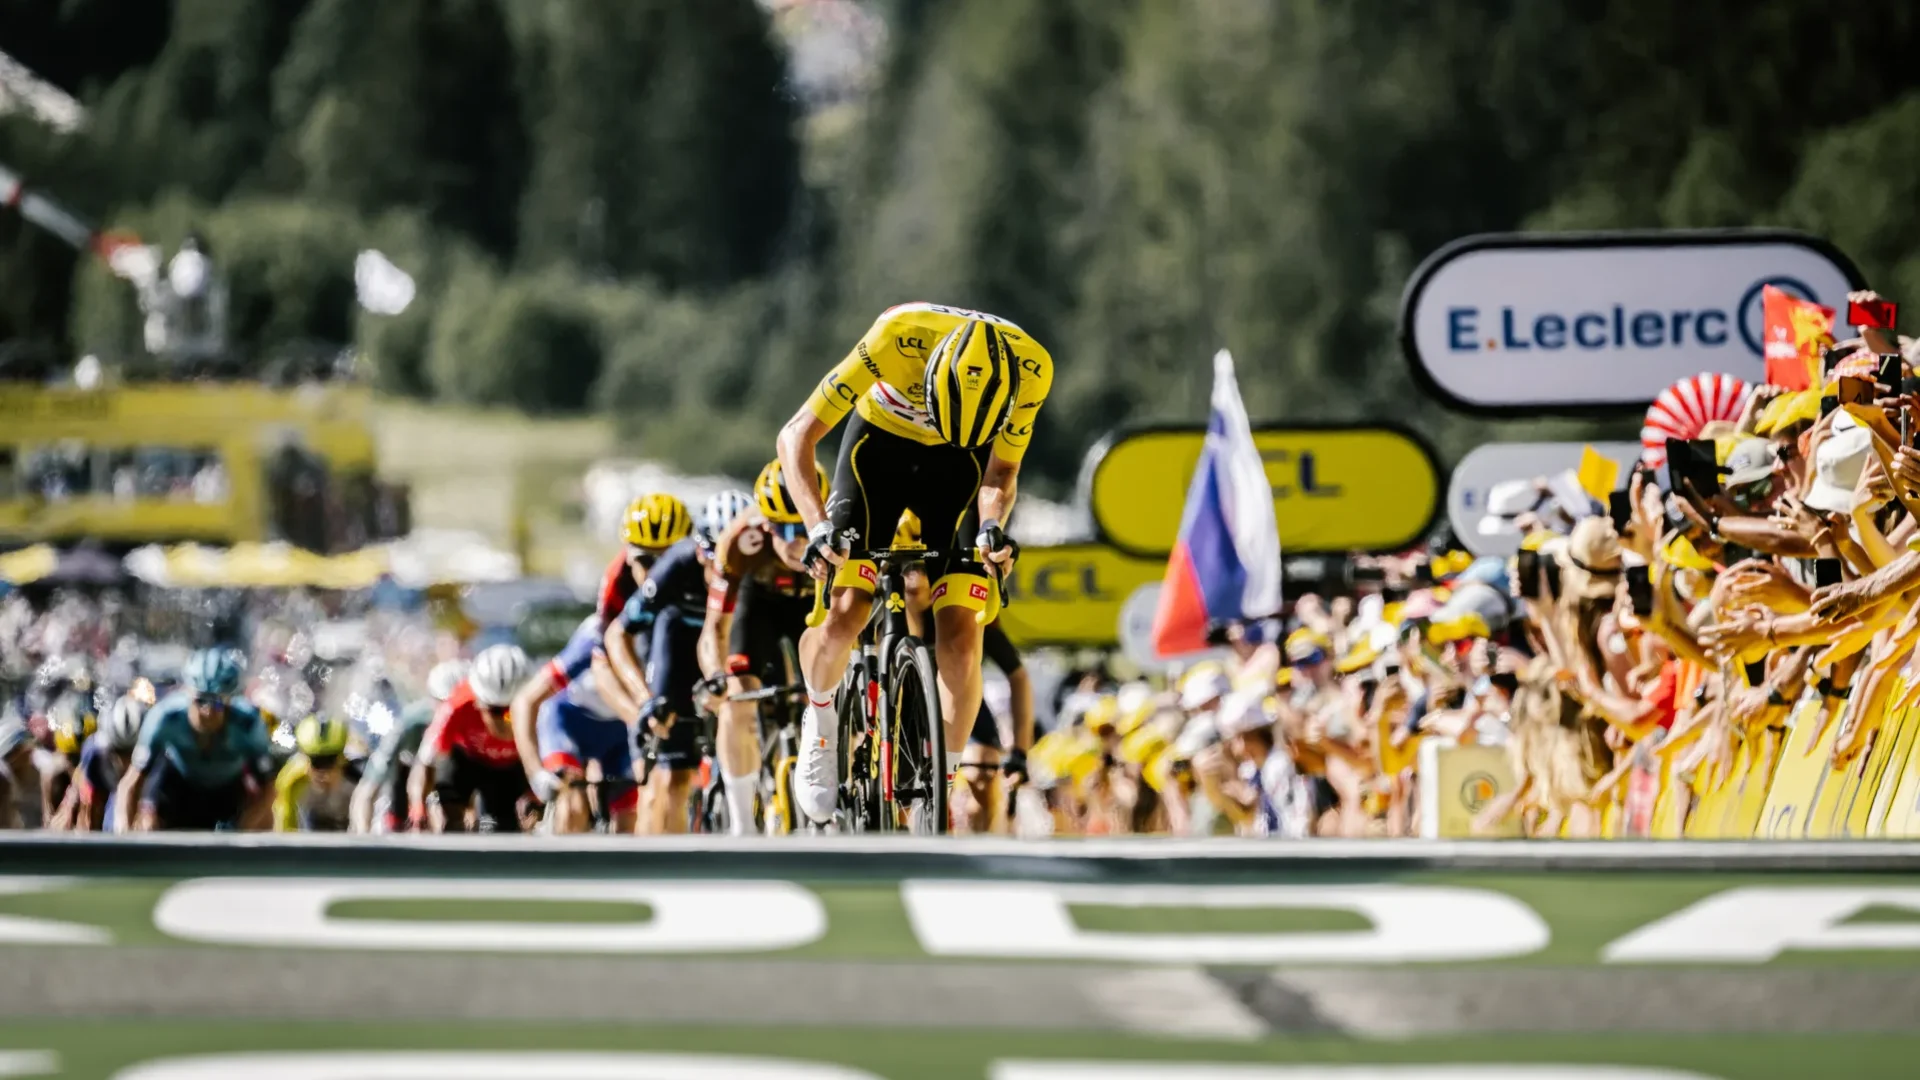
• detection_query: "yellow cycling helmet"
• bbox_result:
[1083,694,1121,734]
[295,714,350,758]
[754,460,829,525]
[891,510,923,550]
[924,320,1020,449]
[50,697,97,756]
[624,493,692,548]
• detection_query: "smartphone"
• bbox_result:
[1816,558,1844,588]
[1664,437,1722,499]
[1879,353,1904,392]
[1608,489,1634,533]
[1821,394,1839,418]
[1744,660,1767,688]
[1543,558,1562,602]
[1849,297,1900,330]
[1837,375,1878,407]
[1514,548,1540,597]
[1626,564,1654,618]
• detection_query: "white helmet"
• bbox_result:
[426,659,470,703]
[468,645,529,708]
[700,489,755,546]
[104,694,146,753]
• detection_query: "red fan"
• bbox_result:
[1640,373,1751,466]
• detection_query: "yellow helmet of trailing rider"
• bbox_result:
[624,493,692,548]
[295,713,349,758]
[923,320,1020,450]
[754,459,828,525]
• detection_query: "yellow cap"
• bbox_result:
[1083,695,1120,733]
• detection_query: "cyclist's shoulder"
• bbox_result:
[275,755,312,794]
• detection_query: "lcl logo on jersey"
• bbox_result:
[897,335,929,354]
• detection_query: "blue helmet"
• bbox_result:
[185,647,245,697]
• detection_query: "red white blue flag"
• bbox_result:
[1150,350,1283,657]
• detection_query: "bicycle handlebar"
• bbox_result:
[804,546,1010,629]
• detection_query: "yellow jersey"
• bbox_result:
[806,303,1054,464]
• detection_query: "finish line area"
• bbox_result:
[4,838,1920,1079]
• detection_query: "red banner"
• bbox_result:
[1762,285,1835,390]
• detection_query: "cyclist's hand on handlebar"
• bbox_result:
[1003,747,1028,786]
[976,519,1018,567]
[636,695,675,737]
[530,768,564,805]
[804,521,848,580]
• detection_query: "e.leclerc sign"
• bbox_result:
[1400,229,1865,412]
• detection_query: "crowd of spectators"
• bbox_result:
[1022,292,1920,839]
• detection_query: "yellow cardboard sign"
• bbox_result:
[994,543,1164,648]
[1085,427,1439,557]
[1419,741,1521,838]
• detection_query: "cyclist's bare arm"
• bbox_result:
[113,766,145,832]
[602,619,653,714]
[776,409,834,537]
[978,456,1020,561]
[509,666,558,782]
[699,610,731,679]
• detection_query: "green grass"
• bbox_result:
[326,898,654,924]
[2,1021,1917,1080]
[1068,904,1371,935]
[1845,903,1920,925]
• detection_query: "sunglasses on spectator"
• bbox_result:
[308,753,342,771]
[1730,478,1772,511]
[772,521,807,542]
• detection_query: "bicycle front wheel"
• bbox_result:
[886,637,948,835]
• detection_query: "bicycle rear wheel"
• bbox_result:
[885,637,948,835]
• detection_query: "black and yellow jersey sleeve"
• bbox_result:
[804,302,1052,463]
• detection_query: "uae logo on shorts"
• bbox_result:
[969,582,990,601]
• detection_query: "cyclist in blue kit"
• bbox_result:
[114,648,274,831]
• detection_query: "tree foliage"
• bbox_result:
[10,0,1920,493]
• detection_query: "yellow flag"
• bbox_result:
[1577,445,1620,503]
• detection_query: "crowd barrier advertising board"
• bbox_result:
[1082,425,1440,558]
[1447,441,1642,557]
[995,542,1164,649]
[1399,229,1864,412]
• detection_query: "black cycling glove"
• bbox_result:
[976,519,1017,561]
[1003,746,1028,783]
[804,521,847,574]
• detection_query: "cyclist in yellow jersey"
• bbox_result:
[777,302,1052,825]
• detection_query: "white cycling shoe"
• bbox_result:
[795,702,840,824]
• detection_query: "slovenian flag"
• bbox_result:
[1150,349,1283,657]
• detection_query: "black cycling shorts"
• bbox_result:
[727,577,812,685]
[827,413,989,583]
[636,608,705,770]
[435,746,529,833]
[143,756,247,831]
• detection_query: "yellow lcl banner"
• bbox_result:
[1084,426,1442,557]
[994,543,1162,649]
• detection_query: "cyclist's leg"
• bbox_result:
[911,440,994,754]
[719,580,773,835]
[534,695,593,834]
[640,609,703,834]
[953,701,1003,834]
[431,748,480,833]
[795,416,904,822]
[578,704,640,833]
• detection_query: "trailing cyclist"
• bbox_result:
[701,463,821,835]
[522,614,640,833]
[41,691,96,828]
[410,644,533,832]
[776,303,1052,824]
[602,492,706,834]
[114,648,275,832]
[941,617,1034,834]
[594,494,672,626]
[272,713,355,832]
[353,658,465,832]
[64,693,144,832]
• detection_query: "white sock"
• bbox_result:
[723,771,760,837]
[802,678,837,743]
